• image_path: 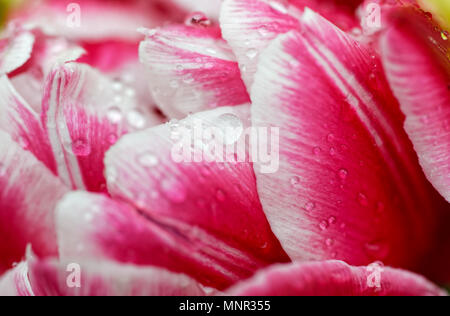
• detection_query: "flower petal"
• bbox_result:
[0,75,57,172]
[380,6,450,203]
[0,263,34,296]
[41,62,158,192]
[251,10,445,270]
[228,261,446,296]
[56,190,286,290]
[139,24,250,118]
[28,257,208,296]
[220,0,362,89]
[0,131,68,273]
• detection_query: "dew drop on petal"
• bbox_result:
[161,177,187,203]
[319,220,329,231]
[107,107,123,124]
[137,152,159,167]
[338,168,348,180]
[305,201,315,212]
[357,192,369,207]
[364,240,390,260]
[71,138,91,157]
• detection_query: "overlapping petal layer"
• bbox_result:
[228,261,446,296]
[41,62,160,191]
[0,131,68,273]
[139,24,250,118]
[381,6,450,203]
[251,9,445,270]
[57,106,289,289]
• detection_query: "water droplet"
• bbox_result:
[107,107,123,124]
[71,138,91,156]
[127,110,146,129]
[327,133,335,142]
[338,168,348,180]
[364,240,390,260]
[328,216,337,225]
[107,133,118,144]
[319,220,329,231]
[357,192,369,207]
[216,189,226,202]
[211,113,243,145]
[441,31,448,41]
[305,201,315,212]
[161,177,187,203]
[185,12,211,27]
[246,48,258,60]
[329,147,336,156]
[258,25,269,37]
[313,147,322,155]
[138,152,159,167]
[325,238,334,247]
[290,176,301,188]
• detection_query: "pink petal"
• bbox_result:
[251,9,447,270]
[139,24,250,118]
[41,62,157,192]
[227,261,446,296]
[0,263,34,296]
[220,0,362,89]
[0,131,68,273]
[0,26,34,75]
[380,6,450,203]
[28,257,208,296]
[8,28,85,113]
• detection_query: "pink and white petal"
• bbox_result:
[0,262,34,296]
[0,26,34,75]
[380,6,450,203]
[0,75,57,172]
[251,10,445,270]
[56,190,285,290]
[28,257,208,296]
[220,0,362,89]
[0,131,69,274]
[42,62,155,192]
[14,0,185,41]
[6,28,85,113]
[227,261,446,296]
[139,24,250,119]
[220,0,301,89]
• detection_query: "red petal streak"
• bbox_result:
[228,261,446,296]
[0,132,68,273]
[139,24,250,119]
[251,10,443,271]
